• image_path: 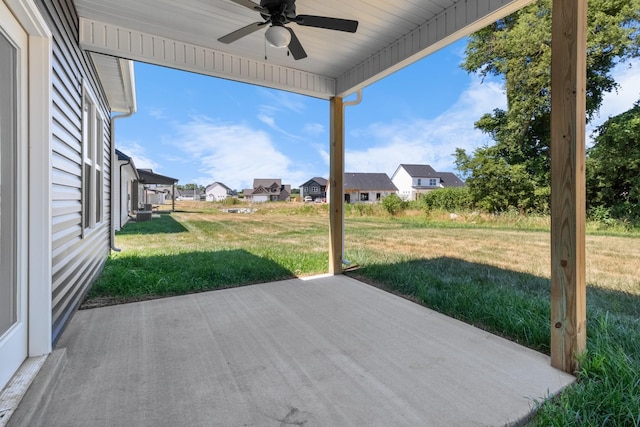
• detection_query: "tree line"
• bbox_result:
[451,0,640,222]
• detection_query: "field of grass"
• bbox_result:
[87,200,640,426]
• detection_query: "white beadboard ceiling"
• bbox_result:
[77,0,533,100]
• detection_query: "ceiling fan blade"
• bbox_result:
[285,27,307,60]
[295,15,358,33]
[218,22,265,44]
[228,0,268,14]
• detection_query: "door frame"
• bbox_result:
[3,0,53,361]
[0,0,28,390]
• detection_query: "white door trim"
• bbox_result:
[0,0,28,391]
[4,0,53,357]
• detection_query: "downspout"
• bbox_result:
[119,159,132,231]
[110,108,135,252]
[340,89,363,267]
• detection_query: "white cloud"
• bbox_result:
[117,141,160,171]
[148,108,168,120]
[304,122,325,136]
[345,77,507,175]
[258,89,306,113]
[174,116,315,189]
[587,59,640,141]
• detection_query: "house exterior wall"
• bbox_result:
[116,163,136,231]
[392,167,442,201]
[301,180,326,200]
[391,168,414,201]
[40,0,113,342]
[344,190,395,203]
[206,185,228,201]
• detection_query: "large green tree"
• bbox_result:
[455,0,640,211]
[586,101,640,220]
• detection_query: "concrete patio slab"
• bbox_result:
[21,275,574,426]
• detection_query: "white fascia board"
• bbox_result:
[336,0,536,97]
[119,58,137,113]
[79,18,336,100]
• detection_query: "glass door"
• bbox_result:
[0,2,28,391]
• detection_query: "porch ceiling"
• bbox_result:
[75,0,533,99]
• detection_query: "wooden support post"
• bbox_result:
[550,0,588,373]
[172,183,175,212]
[329,96,344,275]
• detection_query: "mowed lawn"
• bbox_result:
[87,201,640,426]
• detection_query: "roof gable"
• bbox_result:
[253,178,281,189]
[301,177,328,187]
[206,181,231,192]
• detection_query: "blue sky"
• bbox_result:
[116,38,639,191]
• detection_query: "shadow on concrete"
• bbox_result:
[346,256,640,354]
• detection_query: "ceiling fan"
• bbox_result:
[218,0,358,60]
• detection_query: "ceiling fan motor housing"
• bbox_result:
[259,0,296,22]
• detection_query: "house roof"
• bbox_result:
[90,54,137,113]
[74,0,531,100]
[301,177,328,187]
[115,148,139,179]
[206,181,232,192]
[344,173,397,192]
[439,172,466,187]
[396,164,438,178]
[253,179,281,189]
[115,148,131,161]
[137,169,178,185]
[393,164,465,187]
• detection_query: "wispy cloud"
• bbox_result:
[304,122,325,136]
[173,116,316,189]
[117,141,160,171]
[258,89,306,113]
[148,108,168,120]
[588,59,640,141]
[345,77,506,175]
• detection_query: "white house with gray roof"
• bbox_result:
[205,182,236,201]
[391,164,465,201]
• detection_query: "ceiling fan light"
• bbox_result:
[265,26,291,48]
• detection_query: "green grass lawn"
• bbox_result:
[87,201,640,426]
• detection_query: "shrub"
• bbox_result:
[381,194,406,215]
[221,197,241,206]
[420,187,473,212]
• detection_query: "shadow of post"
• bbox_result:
[346,257,640,355]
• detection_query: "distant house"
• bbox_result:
[176,188,205,201]
[300,177,328,201]
[114,149,140,231]
[244,179,291,202]
[205,182,236,201]
[391,164,465,201]
[327,173,398,203]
